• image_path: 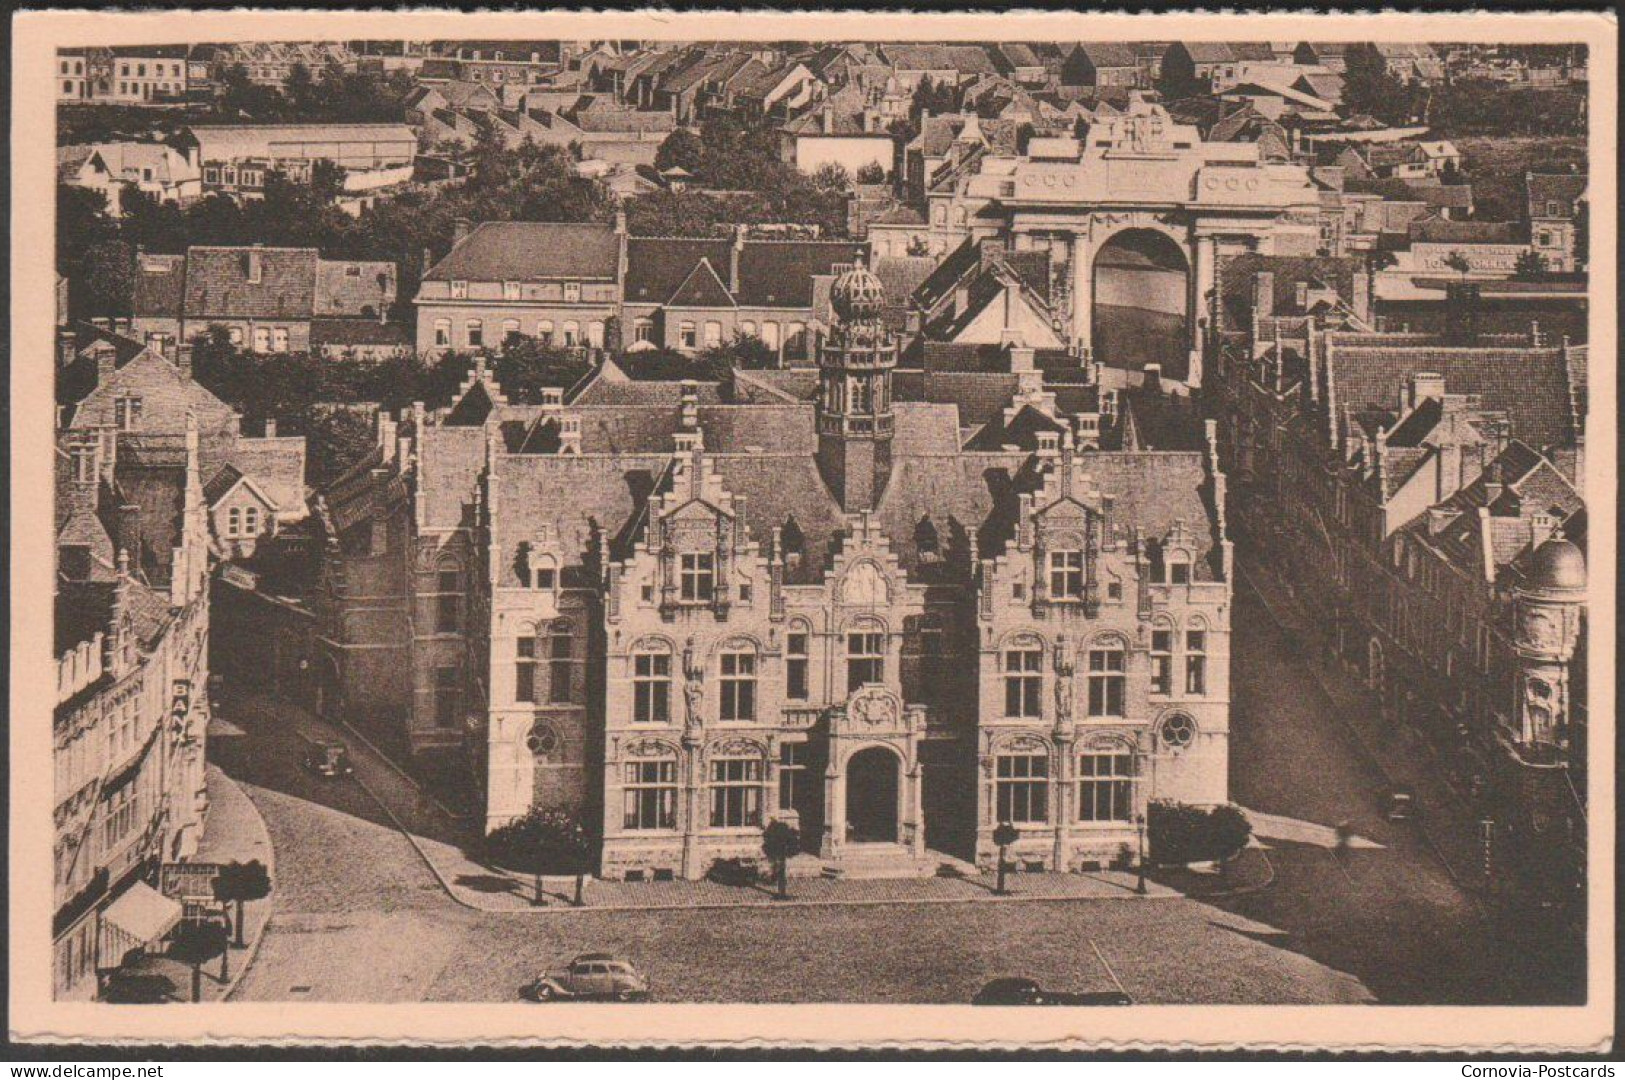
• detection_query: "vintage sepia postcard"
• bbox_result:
[8,7,1616,1053]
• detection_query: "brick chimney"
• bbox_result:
[1408,371,1446,409]
[1253,271,1275,318]
[176,342,193,380]
[453,217,472,246]
[264,417,277,438]
[730,224,748,293]
[979,236,1007,272]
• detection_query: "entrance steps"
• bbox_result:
[819,844,978,881]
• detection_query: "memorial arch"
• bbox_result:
[1092,227,1192,381]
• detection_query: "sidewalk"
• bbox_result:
[135,764,276,1002]
[1238,560,1485,894]
[403,825,1182,912]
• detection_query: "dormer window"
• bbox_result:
[1047,550,1084,600]
[563,281,581,303]
[451,280,468,299]
[503,281,520,300]
[243,250,262,284]
[679,552,715,602]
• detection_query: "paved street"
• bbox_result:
[1224,574,1582,1004]
[218,692,1366,1005]
[214,578,1575,1006]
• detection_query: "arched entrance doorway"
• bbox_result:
[1092,228,1191,380]
[846,747,901,844]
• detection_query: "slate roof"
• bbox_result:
[1407,219,1523,245]
[735,241,868,309]
[131,254,186,320]
[1074,42,1140,69]
[1323,339,1581,451]
[666,258,736,309]
[879,44,998,76]
[423,221,620,282]
[184,246,318,320]
[310,319,414,347]
[1526,172,1586,217]
[230,436,308,512]
[625,238,733,304]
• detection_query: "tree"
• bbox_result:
[167,919,229,1002]
[991,821,1019,895]
[484,807,596,907]
[855,162,887,185]
[762,819,801,900]
[699,332,777,375]
[310,159,348,202]
[1343,44,1417,125]
[1513,249,1548,280]
[654,128,704,175]
[80,240,136,318]
[1147,801,1253,867]
[812,162,852,193]
[212,860,273,947]
[1442,250,1473,278]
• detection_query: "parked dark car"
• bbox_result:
[301,739,354,779]
[522,954,651,1002]
[973,977,1132,1006]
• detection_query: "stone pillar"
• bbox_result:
[821,742,843,859]
[680,732,702,880]
[1070,230,1093,355]
[1188,235,1217,389]
[1052,729,1074,871]
[907,751,926,858]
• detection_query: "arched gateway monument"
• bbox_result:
[971,99,1323,388]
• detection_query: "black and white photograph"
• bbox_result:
[11,8,1614,1054]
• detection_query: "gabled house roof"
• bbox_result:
[423,221,621,282]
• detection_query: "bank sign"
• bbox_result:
[1409,243,1533,274]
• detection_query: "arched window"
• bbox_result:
[703,320,723,348]
[536,320,554,345]
[502,318,521,342]
[632,642,672,723]
[1003,637,1043,718]
[679,321,697,349]
[1150,620,1174,696]
[588,320,606,348]
[561,321,580,347]
[720,644,757,721]
[740,319,757,339]
[1167,549,1192,585]
[709,748,764,827]
[623,750,677,830]
[759,321,779,351]
[785,621,811,701]
[996,747,1049,823]
[1087,639,1126,717]
[525,552,557,591]
[1079,747,1137,821]
[464,319,483,348]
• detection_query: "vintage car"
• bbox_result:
[301,739,354,779]
[522,954,652,1002]
[972,977,1132,1006]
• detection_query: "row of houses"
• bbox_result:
[1209,255,1587,899]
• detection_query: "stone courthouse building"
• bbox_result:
[314,266,1232,879]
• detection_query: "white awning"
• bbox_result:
[102,881,183,945]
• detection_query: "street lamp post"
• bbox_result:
[992,821,1018,896]
[1135,812,1148,895]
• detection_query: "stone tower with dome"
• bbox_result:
[816,261,898,511]
[1511,529,1586,758]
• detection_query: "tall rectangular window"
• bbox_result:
[434,665,460,727]
[435,569,460,633]
[785,632,809,700]
[996,753,1049,824]
[114,396,143,431]
[1185,629,1207,696]
[710,757,762,827]
[1079,753,1136,822]
[633,650,670,723]
[679,321,697,349]
[465,320,483,348]
[515,636,537,703]
[623,760,677,830]
[778,742,806,813]
[1087,647,1125,717]
[548,627,573,704]
[679,552,714,602]
[720,651,756,721]
[1004,647,1043,717]
[1048,550,1084,599]
[1150,629,1173,695]
[846,631,885,693]
[271,327,289,353]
